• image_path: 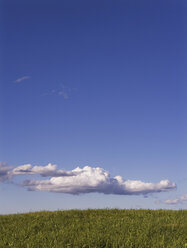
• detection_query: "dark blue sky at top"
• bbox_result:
[0,0,187,212]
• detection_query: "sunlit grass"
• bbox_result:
[0,209,186,247]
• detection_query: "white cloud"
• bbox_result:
[0,162,12,182]
[1,162,177,196]
[164,194,187,205]
[16,165,176,195]
[12,163,75,177]
[14,76,30,83]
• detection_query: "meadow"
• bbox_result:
[0,209,186,248]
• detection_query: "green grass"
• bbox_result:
[0,209,186,248]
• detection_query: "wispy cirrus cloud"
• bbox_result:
[164,194,187,205]
[14,76,30,83]
[43,85,70,99]
[9,163,176,195]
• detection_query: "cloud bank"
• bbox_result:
[11,164,176,195]
[164,194,187,205]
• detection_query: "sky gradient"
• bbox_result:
[0,0,187,214]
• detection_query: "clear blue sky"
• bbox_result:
[0,0,187,214]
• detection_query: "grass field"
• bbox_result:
[0,209,186,248]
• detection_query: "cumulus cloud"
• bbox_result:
[0,162,12,182]
[164,194,187,205]
[14,76,30,83]
[15,165,176,195]
[0,162,177,195]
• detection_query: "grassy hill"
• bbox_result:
[0,209,186,248]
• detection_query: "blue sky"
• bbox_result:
[0,0,187,214]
